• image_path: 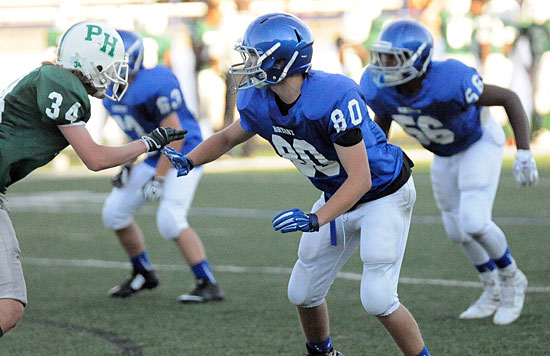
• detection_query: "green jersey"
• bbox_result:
[0,65,91,193]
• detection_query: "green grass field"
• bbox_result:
[1,159,549,356]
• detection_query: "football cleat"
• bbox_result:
[108,269,159,298]
[459,270,500,319]
[177,278,224,303]
[493,269,528,325]
[305,345,344,356]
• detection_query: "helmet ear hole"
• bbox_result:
[97,65,103,72]
[273,58,285,69]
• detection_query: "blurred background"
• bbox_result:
[1,0,549,171]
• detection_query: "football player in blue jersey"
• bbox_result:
[360,19,538,326]
[162,13,431,356]
[101,30,223,303]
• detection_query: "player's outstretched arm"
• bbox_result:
[59,124,186,171]
[477,84,530,150]
[163,119,255,175]
[477,84,538,187]
[187,119,255,166]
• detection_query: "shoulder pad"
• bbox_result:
[301,71,363,118]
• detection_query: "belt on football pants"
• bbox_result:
[325,151,414,246]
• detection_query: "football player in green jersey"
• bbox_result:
[0,20,186,337]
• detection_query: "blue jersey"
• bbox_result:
[103,66,201,167]
[360,59,484,157]
[238,70,405,201]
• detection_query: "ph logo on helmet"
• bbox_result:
[57,20,129,101]
[84,24,118,57]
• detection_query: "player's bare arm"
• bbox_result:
[313,141,372,227]
[59,124,148,171]
[187,119,255,166]
[477,84,531,150]
[60,124,184,171]
[373,114,393,139]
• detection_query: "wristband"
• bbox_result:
[307,213,319,232]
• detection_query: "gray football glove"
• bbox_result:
[140,127,187,152]
[111,164,132,188]
[141,175,165,201]
[513,149,539,187]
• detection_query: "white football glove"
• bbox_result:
[141,175,165,201]
[513,149,539,187]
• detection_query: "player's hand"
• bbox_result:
[140,127,187,152]
[272,208,319,233]
[111,164,132,188]
[141,175,165,201]
[161,147,194,177]
[513,149,539,187]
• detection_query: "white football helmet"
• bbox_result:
[57,20,129,101]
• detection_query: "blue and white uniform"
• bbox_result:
[362,59,488,157]
[103,66,202,164]
[240,70,416,316]
[361,58,512,291]
[102,66,204,239]
[240,70,407,202]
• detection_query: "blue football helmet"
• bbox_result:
[369,19,433,87]
[117,30,144,76]
[229,12,313,91]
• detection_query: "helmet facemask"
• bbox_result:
[228,13,313,92]
[74,52,129,101]
[229,41,297,92]
[369,40,432,87]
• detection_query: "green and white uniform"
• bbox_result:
[0,65,89,305]
[0,65,90,193]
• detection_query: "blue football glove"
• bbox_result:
[272,208,319,233]
[161,147,194,177]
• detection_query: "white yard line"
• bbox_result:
[6,191,550,226]
[11,190,550,293]
[21,256,550,293]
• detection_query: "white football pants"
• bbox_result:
[430,116,509,265]
[287,177,416,317]
[102,161,203,240]
[0,197,27,305]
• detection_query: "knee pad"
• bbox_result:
[441,211,472,244]
[156,200,189,240]
[287,260,325,307]
[459,192,490,236]
[360,266,398,316]
[102,200,132,231]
